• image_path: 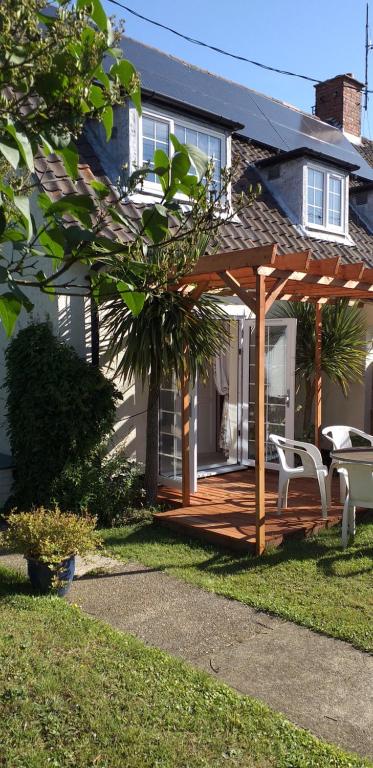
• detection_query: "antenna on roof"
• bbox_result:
[365,2,373,110]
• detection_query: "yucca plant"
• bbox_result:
[101,239,230,504]
[273,299,367,437]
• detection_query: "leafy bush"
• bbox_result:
[5,323,119,508]
[51,452,148,527]
[1,507,100,564]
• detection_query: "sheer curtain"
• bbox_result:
[213,353,231,455]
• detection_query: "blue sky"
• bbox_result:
[102,0,373,137]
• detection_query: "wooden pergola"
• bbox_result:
[175,243,373,555]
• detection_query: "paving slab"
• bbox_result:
[1,552,372,760]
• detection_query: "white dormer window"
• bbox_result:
[306,165,345,233]
[139,107,227,196]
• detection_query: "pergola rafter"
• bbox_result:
[174,244,373,555]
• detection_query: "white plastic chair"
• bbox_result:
[269,434,329,518]
[322,426,373,504]
[337,462,373,546]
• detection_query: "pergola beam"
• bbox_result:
[265,275,291,313]
[218,270,257,314]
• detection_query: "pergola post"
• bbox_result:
[181,366,191,506]
[255,271,266,556]
[314,302,322,448]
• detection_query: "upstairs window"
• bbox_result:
[306,165,345,232]
[142,116,169,184]
[140,109,226,194]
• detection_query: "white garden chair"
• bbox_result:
[269,434,329,518]
[322,425,373,504]
[337,462,373,547]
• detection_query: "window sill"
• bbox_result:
[302,225,354,246]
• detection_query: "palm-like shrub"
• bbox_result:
[273,300,367,437]
[102,244,230,504]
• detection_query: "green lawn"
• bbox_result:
[101,515,373,653]
[0,566,371,768]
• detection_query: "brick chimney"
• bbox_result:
[314,74,364,141]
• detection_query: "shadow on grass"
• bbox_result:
[0,566,31,597]
[103,515,373,580]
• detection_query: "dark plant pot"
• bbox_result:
[26,555,75,597]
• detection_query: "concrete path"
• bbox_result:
[1,551,372,761]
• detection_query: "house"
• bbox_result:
[2,38,373,503]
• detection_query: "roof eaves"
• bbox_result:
[142,89,244,131]
[255,146,360,173]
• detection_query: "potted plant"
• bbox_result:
[0,507,100,596]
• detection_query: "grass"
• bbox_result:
[0,566,371,768]
[101,515,373,653]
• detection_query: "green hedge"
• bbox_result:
[6,322,119,508]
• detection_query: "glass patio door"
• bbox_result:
[158,374,197,491]
[242,318,296,468]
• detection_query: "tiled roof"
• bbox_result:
[34,132,373,267]
[357,137,373,169]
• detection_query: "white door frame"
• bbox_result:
[242,317,297,470]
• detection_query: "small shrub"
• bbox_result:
[1,507,100,564]
[5,322,120,508]
[51,452,148,527]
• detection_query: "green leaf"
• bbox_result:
[116,282,145,316]
[170,134,184,153]
[0,293,22,336]
[102,106,113,141]
[91,180,110,198]
[184,144,208,182]
[0,181,14,200]
[171,150,191,182]
[93,64,111,91]
[39,227,65,263]
[64,226,95,248]
[6,124,34,172]
[0,139,20,169]
[0,228,24,243]
[46,195,95,228]
[91,273,116,303]
[89,84,106,109]
[77,0,108,33]
[142,205,169,244]
[111,60,141,114]
[14,196,32,241]
[56,142,79,180]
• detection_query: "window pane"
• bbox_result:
[142,117,155,139]
[307,168,324,226]
[328,176,342,227]
[186,128,198,145]
[174,124,186,143]
[198,132,209,155]
[143,139,154,164]
[209,135,221,160]
[155,120,169,144]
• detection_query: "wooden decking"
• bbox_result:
[155,468,343,552]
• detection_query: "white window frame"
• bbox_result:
[305,163,347,235]
[138,106,228,197]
